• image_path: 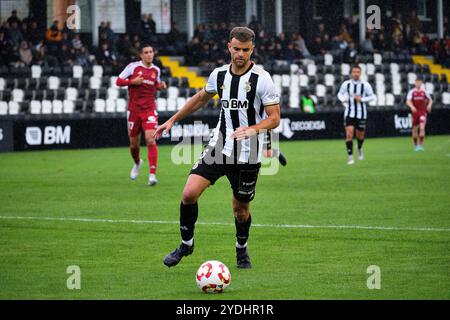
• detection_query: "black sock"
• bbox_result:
[357,139,364,150]
[235,215,252,247]
[346,141,353,156]
[179,202,198,243]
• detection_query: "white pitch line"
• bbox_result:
[0,215,450,233]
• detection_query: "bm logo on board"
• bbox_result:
[221,99,249,110]
[26,126,71,146]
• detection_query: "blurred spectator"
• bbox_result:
[343,41,358,63]
[58,43,75,65]
[117,34,132,58]
[292,33,311,58]
[19,40,33,65]
[360,34,374,53]
[96,42,118,66]
[301,89,316,113]
[7,21,24,46]
[26,21,42,45]
[45,21,62,55]
[71,34,83,50]
[0,30,12,64]
[7,10,21,26]
[75,46,91,66]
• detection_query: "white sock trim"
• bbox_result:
[182,238,193,246]
[236,242,247,249]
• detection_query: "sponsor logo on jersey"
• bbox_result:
[221,99,249,109]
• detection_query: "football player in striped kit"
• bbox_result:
[337,65,375,165]
[155,27,281,269]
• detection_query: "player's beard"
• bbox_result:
[233,56,248,68]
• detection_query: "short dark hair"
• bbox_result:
[351,65,361,72]
[229,27,255,43]
[140,43,153,52]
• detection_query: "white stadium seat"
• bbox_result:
[341,63,350,76]
[52,100,63,114]
[107,88,119,100]
[30,100,41,114]
[324,74,335,86]
[90,76,101,90]
[166,98,177,111]
[8,101,20,115]
[94,99,106,112]
[316,84,326,97]
[377,94,386,106]
[386,93,395,106]
[31,65,42,78]
[425,82,434,95]
[373,53,382,65]
[66,87,78,101]
[93,65,103,78]
[442,92,450,105]
[272,74,281,86]
[157,98,167,112]
[369,94,377,107]
[0,101,8,115]
[290,64,299,74]
[307,63,317,76]
[12,89,24,102]
[289,94,299,109]
[41,100,52,114]
[106,99,116,112]
[63,100,75,114]
[299,74,309,87]
[116,99,127,112]
[324,53,333,66]
[290,74,299,86]
[168,87,179,99]
[281,74,290,87]
[48,76,60,90]
[390,63,400,74]
[366,63,375,75]
[407,73,417,85]
[177,97,186,110]
[110,76,119,88]
[0,78,5,91]
[73,65,83,78]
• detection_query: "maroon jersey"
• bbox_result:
[118,61,161,112]
[407,88,431,113]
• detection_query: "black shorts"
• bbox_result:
[344,117,367,131]
[190,146,261,203]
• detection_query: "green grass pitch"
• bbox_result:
[0,136,449,299]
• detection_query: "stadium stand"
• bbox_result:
[0,7,449,118]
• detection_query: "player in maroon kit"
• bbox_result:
[406,78,433,151]
[116,44,167,185]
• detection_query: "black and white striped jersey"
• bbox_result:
[204,63,279,163]
[337,80,375,119]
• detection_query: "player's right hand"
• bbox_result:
[154,120,174,140]
[130,76,144,85]
[411,106,417,113]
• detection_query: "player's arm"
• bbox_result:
[155,68,167,90]
[406,90,417,113]
[115,64,143,87]
[154,89,215,139]
[360,83,375,103]
[426,92,433,113]
[337,82,349,105]
[231,104,280,141]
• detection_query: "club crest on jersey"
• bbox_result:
[138,71,143,76]
[244,81,252,92]
[221,98,249,109]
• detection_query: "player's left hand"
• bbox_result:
[427,106,432,114]
[231,127,257,141]
[158,81,167,90]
